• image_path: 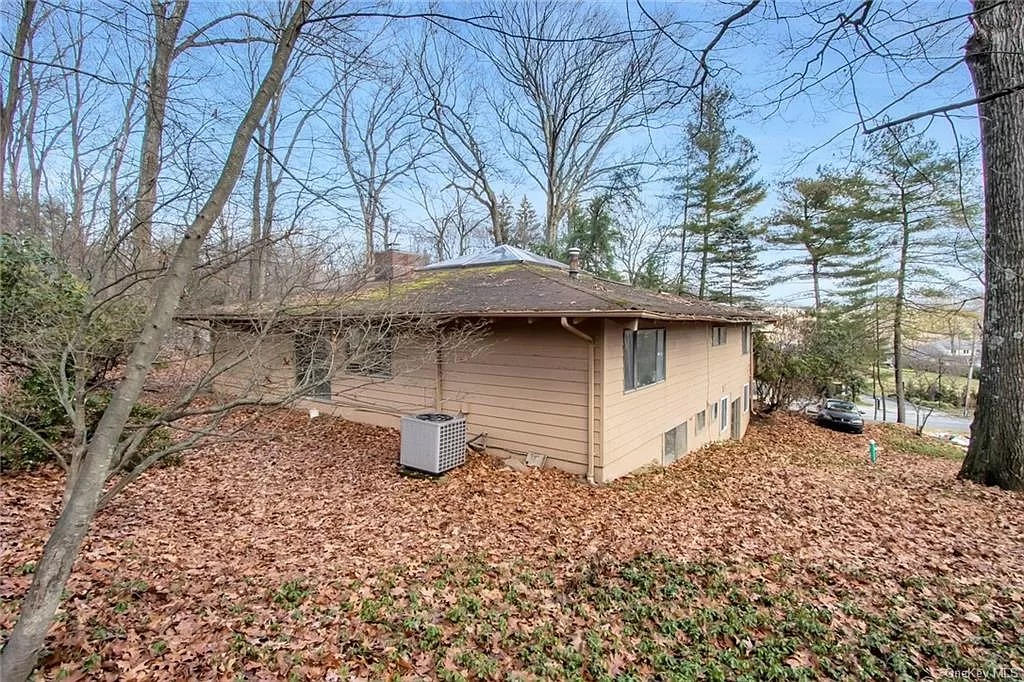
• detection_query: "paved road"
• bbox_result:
[855,394,973,434]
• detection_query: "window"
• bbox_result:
[695,410,706,433]
[294,329,332,399]
[720,396,729,431]
[711,326,727,347]
[623,328,666,391]
[344,326,393,378]
[743,383,750,412]
[711,402,718,422]
[663,423,688,464]
[741,325,750,355]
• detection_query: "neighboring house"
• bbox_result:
[182,246,769,484]
[914,338,975,358]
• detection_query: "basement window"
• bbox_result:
[663,422,688,464]
[624,328,666,391]
[294,329,332,399]
[344,326,393,378]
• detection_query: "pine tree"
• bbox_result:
[768,170,882,310]
[862,123,971,424]
[673,86,765,300]
[567,193,619,278]
[495,193,515,245]
[512,196,542,249]
[709,217,765,304]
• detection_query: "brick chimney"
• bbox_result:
[372,249,429,281]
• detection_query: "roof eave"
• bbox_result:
[178,308,772,324]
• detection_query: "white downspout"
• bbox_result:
[561,317,596,485]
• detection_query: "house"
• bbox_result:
[182,245,770,484]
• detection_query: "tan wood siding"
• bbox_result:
[209,318,596,472]
[439,319,594,470]
[597,319,752,483]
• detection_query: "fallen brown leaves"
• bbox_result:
[2,411,1022,679]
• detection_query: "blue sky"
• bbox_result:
[5,0,982,305]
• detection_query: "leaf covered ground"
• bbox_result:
[2,411,1022,680]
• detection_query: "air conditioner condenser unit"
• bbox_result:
[400,412,467,474]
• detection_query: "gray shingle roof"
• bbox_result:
[183,262,771,324]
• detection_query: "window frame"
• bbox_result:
[623,327,667,392]
[695,410,706,433]
[711,326,727,347]
[719,395,729,432]
[741,325,750,355]
[743,383,750,412]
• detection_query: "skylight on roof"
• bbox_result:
[420,245,568,270]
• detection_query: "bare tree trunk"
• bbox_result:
[0,5,311,678]
[677,184,690,294]
[131,0,188,261]
[249,122,266,299]
[893,196,911,423]
[811,258,821,311]
[544,165,558,246]
[959,0,1024,491]
[698,204,711,299]
[0,0,37,225]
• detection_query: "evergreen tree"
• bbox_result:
[708,217,765,304]
[512,196,542,248]
[673,86,765,300]
[566,193,619,278]
[861,123,973,424]
[494,193,516,245]
[768,170,881,310]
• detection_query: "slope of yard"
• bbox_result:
[2,412,1022,680]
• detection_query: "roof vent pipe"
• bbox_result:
[567,247,581,278]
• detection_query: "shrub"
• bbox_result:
[1,236,163,471]
[904,378,963,408]
[1,368,173,471]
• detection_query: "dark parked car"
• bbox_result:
[815,398,865,434]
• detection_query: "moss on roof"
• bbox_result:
[182,262,770,324]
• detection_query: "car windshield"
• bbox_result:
[826,400,856,411]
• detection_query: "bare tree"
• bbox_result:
[617,201,673,287]
[412,174,488,261]
[0,2,312,676]
[0,0,38,226]
[242,38,329,300]
[129,0,188,261]
[476,1,683,246]
[412,27,505,245]
[329,50,429,262]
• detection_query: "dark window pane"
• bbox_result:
[295,329,331,399]
[656,329,666,381]
[635,330,658,386]
[624,327,666,391]
[623,331,635,390]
